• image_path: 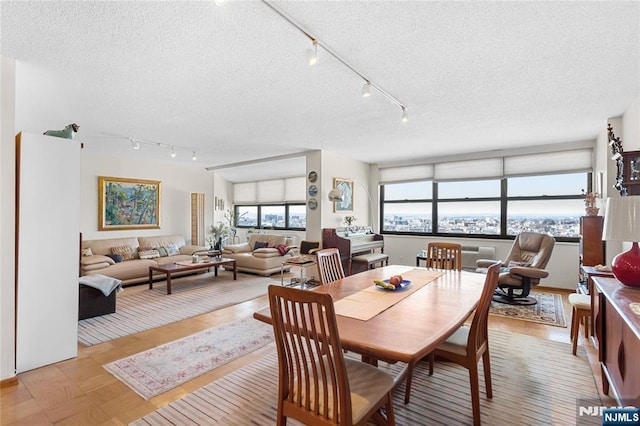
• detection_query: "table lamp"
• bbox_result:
[602,196,640,288]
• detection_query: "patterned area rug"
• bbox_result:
[490,291,567,327]
[104,317,274,399]
[78,271,283,346]
[132,331,601,425]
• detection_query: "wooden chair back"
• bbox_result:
[468,262,501,354]
[268,285,351,425]
[426,242,463,271]
[315,248,345,284]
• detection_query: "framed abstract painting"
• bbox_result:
[333,177,354,212]
[98,176,161,230]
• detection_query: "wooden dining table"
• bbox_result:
[253,264,486,374]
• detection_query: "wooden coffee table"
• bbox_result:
[148,257,237,294]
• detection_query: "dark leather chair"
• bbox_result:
[477,232,555,305]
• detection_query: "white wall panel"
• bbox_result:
[16,132,80,372]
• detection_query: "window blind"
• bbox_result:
[379,148,593,183]
[233,176,305,204]
[503,149,592,176]
[378,164,434,184]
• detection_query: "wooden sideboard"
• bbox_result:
[592,276,640,406]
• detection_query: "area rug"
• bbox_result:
[78,271,282,346]
[132,331,601,425]
[490,291,567,327]
[104,317,274,399]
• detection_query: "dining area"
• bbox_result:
[253,255,501,426]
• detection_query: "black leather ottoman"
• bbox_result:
[78,284,116,320]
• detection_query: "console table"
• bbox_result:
[592,276,640,406]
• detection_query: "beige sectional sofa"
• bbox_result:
[80,235,208,285]
[221,234,296,276]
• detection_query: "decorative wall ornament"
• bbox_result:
[98,176,160,230]
[43,123,79,139]
[608,123,627,196]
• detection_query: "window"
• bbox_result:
[235,204,305,230]
[506,173,584,238]
[381,172,588,240]
[437,180,501,235]
[382,182,432,233]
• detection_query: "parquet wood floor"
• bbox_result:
[0,286,613,425]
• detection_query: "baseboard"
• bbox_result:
[0,376,18,388]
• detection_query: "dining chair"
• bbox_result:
[268,285,396,426]
[315,248,345,284]
[404,261,501,426]
[425,241,463,271]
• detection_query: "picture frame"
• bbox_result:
[333,177,354,212]
[98,176,161,231]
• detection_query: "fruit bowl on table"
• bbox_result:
[375,279,412,291]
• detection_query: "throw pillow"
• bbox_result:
[138,249,160,259]
[106,253,123,263]
[276,244,287,255]
[165,244,180,256]
[81,247,93,256]
[254,241,269,250]
[156,246,168,257]
[111,245,134,261]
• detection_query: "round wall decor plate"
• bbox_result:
[308,185,318,196]
[308,171,318,182]
[307,198,318,210]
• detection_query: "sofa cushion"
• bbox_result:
[222,243,252,254]
[81,247,93,256]
[254,241,268,249]
[253,248,283,258]
[157,246,169,257]
[111,245,135,261]
[248,234,286,249]
[165,244,180,256]
[138,235,186,249]
[138,249,160,259]
[81,254,115,266]
[106,253,123,263]
[82,237,140,256]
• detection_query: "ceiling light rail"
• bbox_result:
[125,137,197,160]
[260,0,408,122]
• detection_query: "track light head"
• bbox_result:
[130,138,140,149]
[362,82,371,98]
[170,147,176,158]
[306,41,318,66]
[401,107,408,123]
[192,151,197,161]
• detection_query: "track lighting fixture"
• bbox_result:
[261,0,407,123]
[130,138,140,149]
[192,151,197,161]
[362,82,371,98]
[170,147,176,158]
[401,107,408,123]
[306,40,318,66]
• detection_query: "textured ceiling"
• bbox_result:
[2,1,639,182]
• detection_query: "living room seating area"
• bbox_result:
[80,235,208,285]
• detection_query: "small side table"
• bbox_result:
[416,254,427,267]
[281,256,318,289]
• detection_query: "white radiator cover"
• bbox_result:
[461,245,496,270]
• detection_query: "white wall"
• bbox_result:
[320,150,372,230]
[80,152,215,242]
[0,56,17,381]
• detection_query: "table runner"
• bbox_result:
[334,269,445,321]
